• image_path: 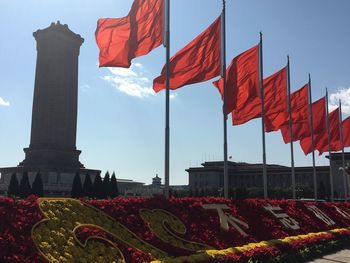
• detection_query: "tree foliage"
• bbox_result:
[32,171,44,197]
[71,172,83,198]
[19,171,31,198]
[93,173,104,199]
[83,173,93,198]
[102,171,110,199]
[110,172,119,198]
[8,173,19,197]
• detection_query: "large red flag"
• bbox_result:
[231,65,288,127]
[299,97,327,155]
[302,108,341,155]
[153,16,221,92]
[343,116,350,147]
[280,84,309,143]
[330,116,350,151]
[213,45,259,115]
[231,97,261,125]
[316,108,341,155]
[309,97,327,136]
[264,67,288,132]
[96,0,164,68]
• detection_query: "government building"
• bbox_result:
[187,153,350,200]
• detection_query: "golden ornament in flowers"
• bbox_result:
[140,208,212,251]
[32,198,167,262]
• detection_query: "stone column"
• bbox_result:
[20,21,84,169]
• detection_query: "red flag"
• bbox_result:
[299,97,327,155]
[343,117,350,147]
[231,65,288,127]
[264,67,288,132]
[310,97,327,135]
[213,45,259,115]
[304,108,341,155]
[330,116,350,151]
[316,108,341,155]
[96,0,164,68]
[231,97,261,125]
[280,84,309,143]
[153,16,221,92]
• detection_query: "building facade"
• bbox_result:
[116,179,145,196]
[187,153,350,199]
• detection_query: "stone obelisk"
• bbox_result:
[21,21,84,168]
[0,22,100,196]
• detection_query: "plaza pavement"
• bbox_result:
[308,248,350,263]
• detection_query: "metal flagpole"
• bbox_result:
[164,0,170,197]
[259,32,267,199]
[325,88,334,201]
[287,56,296,199]
[308,74,317,200]
[339,99,347,200]
[221,0,228,199]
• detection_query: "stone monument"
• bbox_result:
[0,22,100,196]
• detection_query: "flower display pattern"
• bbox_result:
[1,196,350,262]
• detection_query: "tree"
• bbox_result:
[93,173,104,199]
[102,171,110,199]
[19,171,31,198]
[110,172,119,198]
[83,173,93,198]
[71,172,83,198]
[8,173,19,197]
[32,171,44,197]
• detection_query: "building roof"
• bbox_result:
[186,161,329,175]
[153,174,161,180]
[116,179,145,185]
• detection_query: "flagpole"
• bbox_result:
[221,0,228,199]
[339,99,347,200]
[286,56,295,199]
[325,88,334,201]
[259,32,267,199]
[308,74,317,200]
[164,0,170,197]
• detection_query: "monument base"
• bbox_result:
[0,166,100,197]
[20,147,84,169]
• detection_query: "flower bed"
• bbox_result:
[1,196,350,262]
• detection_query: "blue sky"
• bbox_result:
[0,0,350,185]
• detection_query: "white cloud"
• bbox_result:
[170,93,178,100]
[140,77,149,83]
[101,63,179,100]
[133,62,143,69]
[0,97,10,107]
[329,87,350,114]
[108,67,137,77]
[102,63,156,99]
